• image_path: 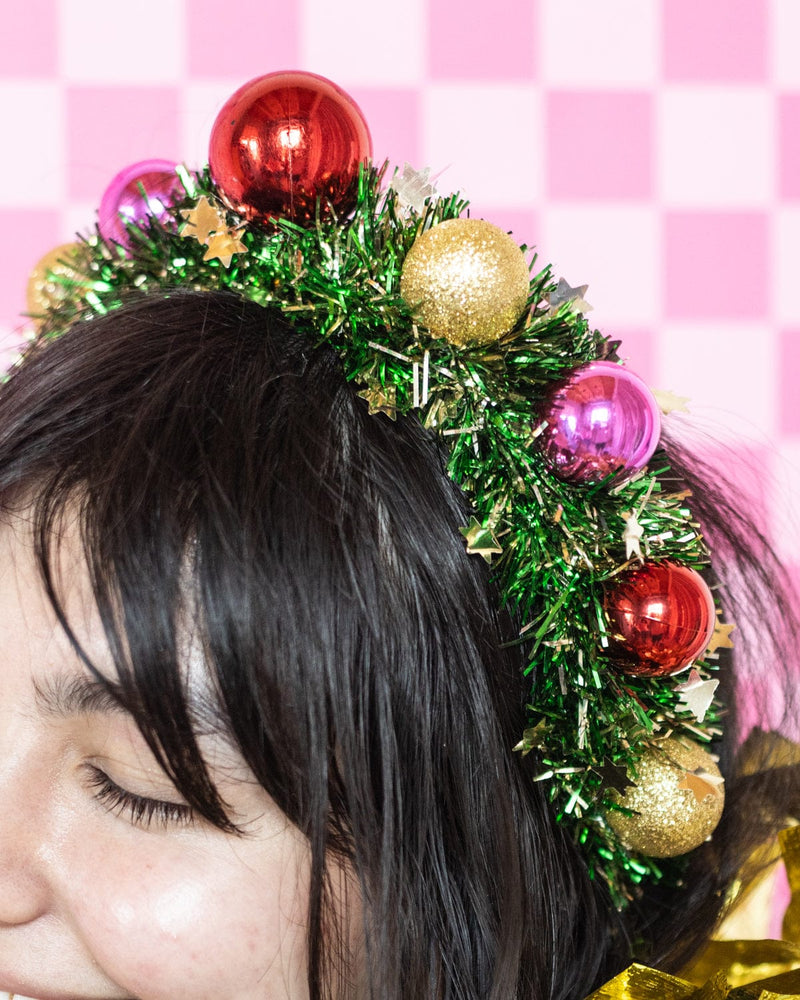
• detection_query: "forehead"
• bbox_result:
[0,509,245,778]
[0,509,213,716]
[0,509,101,654]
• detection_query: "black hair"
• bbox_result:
[0,290,797,999]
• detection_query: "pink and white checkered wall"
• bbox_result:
[2,0,800,567]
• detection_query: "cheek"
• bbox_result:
[65,831,311,1000]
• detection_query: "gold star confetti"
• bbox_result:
[706,621,735,656]
[180,196,227,243]
[422,395,459,430]
[390,163,438,214]
[513,719,553,756]
[547,278,592,315]
[202,230,247,268]
[459,516,502,564]
[621,510,645,561]
[592,757,636,796]
[677,768,725,805]
[652,389,691,415]
[675,668,719,723]
[357,385,397,420]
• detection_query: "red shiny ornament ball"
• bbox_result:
[604,562,716,676]
[208,70,372,225]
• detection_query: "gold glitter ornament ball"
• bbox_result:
[606,736,725,858]
[400,218,530,348]
[27,243,86,321]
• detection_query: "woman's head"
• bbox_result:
[0,291,606,999]
[3,289,797,1000]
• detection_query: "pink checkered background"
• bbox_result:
[1,0,799,931]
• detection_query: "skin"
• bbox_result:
[0,514,316,1000]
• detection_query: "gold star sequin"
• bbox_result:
[357,385,397,420]
[706,621,735,656]
[390,163,438,214]
[592,758,636,796]
[459,516,502,564]
[652,389,691,415]
[180,196,226,243]
[675,668,719,724]
[677,768,725,805]
[546,278,592,315]
[513,719,553,756]
[621,510,645,561]
[202,230,247,268]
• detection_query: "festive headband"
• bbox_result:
[24,69,734,906]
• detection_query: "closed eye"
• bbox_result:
[84,764,195,830]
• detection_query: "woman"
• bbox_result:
[0,286,796,1000]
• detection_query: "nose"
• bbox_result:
[0,734,55,926]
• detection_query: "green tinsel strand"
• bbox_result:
[20,164,724,908]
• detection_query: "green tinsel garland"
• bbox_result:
[24,163,724,907]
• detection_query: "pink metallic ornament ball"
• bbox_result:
[98,159,183,248]
[540,361,661,485]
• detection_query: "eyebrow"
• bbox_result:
[33,673,130,719]
[33,671,238,751]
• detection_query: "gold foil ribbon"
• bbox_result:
[586,963,699,998]
[780,827,800,943]
[586,964,800,999]
[587,814,800,999]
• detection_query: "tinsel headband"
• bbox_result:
[24,69,735,907]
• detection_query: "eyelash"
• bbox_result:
[85,765,195,830]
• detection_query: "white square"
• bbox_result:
[539,0,659,87]
[61,0,185,84]
[540,205,659,325]
[423,85,542,208]
[63,202,100,243]
[658,87,774,206]
[773,0,800,88]
[657,321,777,440]
[300,0,424,86]
[774,209,800,325]
[0,83,64,207]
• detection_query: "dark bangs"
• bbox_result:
[0,291,607,999]
[0,286,521,857]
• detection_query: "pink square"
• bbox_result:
[545,92,653,199]
[779,329,800,433]
[429,0,535,79]
[663,0,767,81]
[779,95,800,199]
[187,0,299,77]
[0,209,61,330]
[664,212,768,319]
[347,88,421,172]
[2,0,58,76]
[66,87,181,203]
